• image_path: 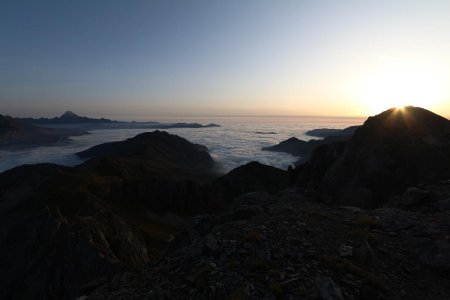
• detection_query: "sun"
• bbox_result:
[355,59,447,115]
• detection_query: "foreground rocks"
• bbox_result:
[0,164,157,299]
[85,188,450,300]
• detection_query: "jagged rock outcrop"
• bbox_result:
[292,106,450,208]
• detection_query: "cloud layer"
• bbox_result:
[0,118,359,174]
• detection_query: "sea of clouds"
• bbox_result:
[0,117,361,174]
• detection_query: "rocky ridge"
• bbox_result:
[292,106,450,208]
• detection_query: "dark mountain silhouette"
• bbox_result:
[292,106,450,208]
[214,161,289,196]
[17,111,221,130]
[17,111,114,125]
[0,114,87,149]
[262,135,351,164]
[77,131,215,173]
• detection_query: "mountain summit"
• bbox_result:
[293,106,450,207]
[60,110,80,120]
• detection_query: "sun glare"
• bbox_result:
[355,59,447,115]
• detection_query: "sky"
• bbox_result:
[1,0,450,119]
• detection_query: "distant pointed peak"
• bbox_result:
[61,111,79,118]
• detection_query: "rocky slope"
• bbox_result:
[0,114,87,149]
[292,106,450,208]
[0,164,154,299]
[85,187,450,300]
[0,131,287,299]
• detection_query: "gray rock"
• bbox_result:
[203,234,219,255]
[354,238,377,269]
[339,244,353,257]
[315,276,343,300]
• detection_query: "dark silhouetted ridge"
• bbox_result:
[292,106,450,208]
[77,130,215,173]
[263,135,352,164]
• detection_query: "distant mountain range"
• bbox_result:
[0,111,219,150]
[16,110,116,125]
[0,114,87,149]
[16,111,220,131]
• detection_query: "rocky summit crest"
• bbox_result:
[60,110,80,119]
[293,106,450,208]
